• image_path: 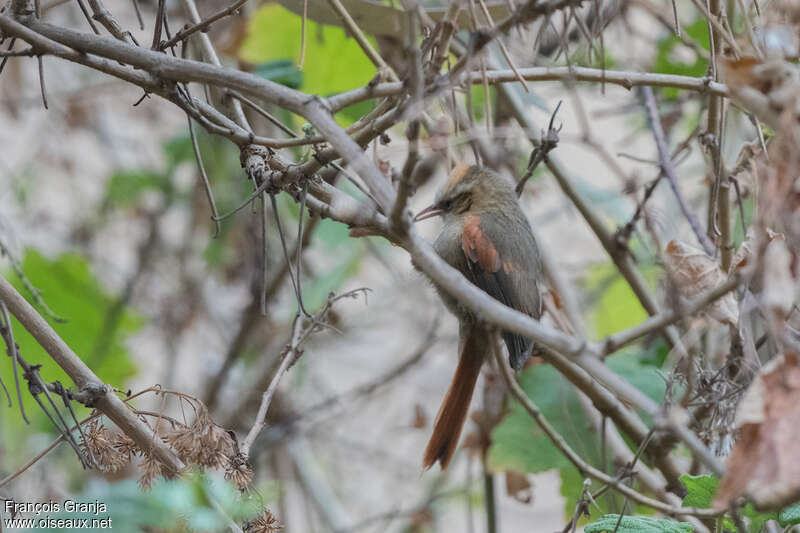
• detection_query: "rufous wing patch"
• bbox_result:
[462,215,501,272]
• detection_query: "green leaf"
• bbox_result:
[488,363,583,474]
[680,474,719,509]
[239,5,377,123]
[740,504,777,533]
[585,515,694,533]
[240,5,376,95]
[679,475,781,533]
[653,19,709,99]
[1,251,138,443]
[32,473,269,532]
[489,349,667,520]
[586,262,650,338]
[106,171,170,207]
[778,501,800,526]
[9,251,139,381]
[487,354,664,472]
[254,58,303,89]
[606,352,667,406]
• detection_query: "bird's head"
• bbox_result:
[414,164,516,222]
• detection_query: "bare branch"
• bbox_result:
[160,0,249,51]
[328,67,728,112]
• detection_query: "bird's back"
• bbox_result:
[434,201,542,369]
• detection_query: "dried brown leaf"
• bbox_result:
[714,353,800,510]
[462,409,491,457]
[411,403,427,429]
[138,453,165,491]
[729,228,757,275]
[761,236,795,317]
[664,240,739,325]
[505,470,533,504]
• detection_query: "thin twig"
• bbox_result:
[270,193,310,317]
[298,0,307,68]
[240,288,359,458]
[151,0,166,49]
[640,86,715,255]
[602,275,741,355]
[36,55,47,108]
[0,412,101,488]
[74,0,101,34]
[130,0,143,30]
[160,0,248,51]
[187,116,221,237]
[86,0,138,44]
[0,300,28,423]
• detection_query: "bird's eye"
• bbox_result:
[439,199,453,211]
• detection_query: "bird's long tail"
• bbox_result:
[423,330,484,469]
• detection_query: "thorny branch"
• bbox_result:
[515,100,562,196]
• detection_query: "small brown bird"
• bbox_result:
[415,164,543,469]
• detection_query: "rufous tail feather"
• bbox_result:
[422,331,484,469]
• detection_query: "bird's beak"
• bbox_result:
[414,204,446,222]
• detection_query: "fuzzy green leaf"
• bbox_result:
[585,515,693,533]
[778,501,800,526]
[681,474,719,509]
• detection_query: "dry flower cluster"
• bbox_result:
[243,510,283,533]
[77,392,253,493]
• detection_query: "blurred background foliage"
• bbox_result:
[241,4,378,125]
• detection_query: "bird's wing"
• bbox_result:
[460,214,540,369]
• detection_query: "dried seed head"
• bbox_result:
[166,406,235,469]
[82,419,130,473]
[225,453,254,491]
[243,510,283,533]
[165,424,202,465]
[197,423,236,469]
[110,432,139,462]
[138,452,164,490]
